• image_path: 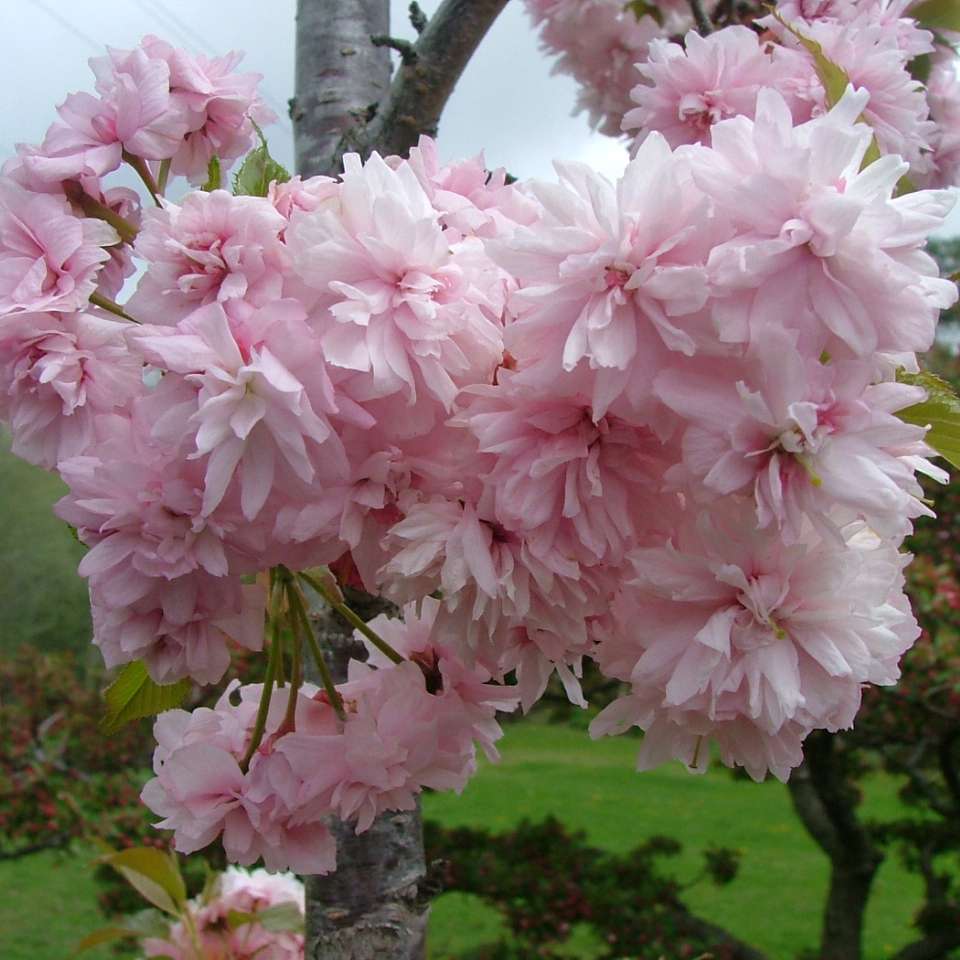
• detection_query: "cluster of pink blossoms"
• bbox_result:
[142,866,305,959]
[527,0,960,187]
[1,2,959,874]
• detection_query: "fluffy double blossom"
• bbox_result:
[142,866,305,959]
[1,4,958,876]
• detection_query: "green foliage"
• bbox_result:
[96,847,186,916]
[201,154,222,191]
[232,123,290,197]
[0,435,90,655]
[100,661,191,734]
[425,816,744,960]
[896,369,960,469]
[910,0,960,33]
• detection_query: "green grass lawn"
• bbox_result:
[0,433,91,656]
[0,721,928,960]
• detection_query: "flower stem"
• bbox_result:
[282,604,303,733]
[286,578,346,721]
[123,150,162,206]
[297,570,404,665]
[157,158,171,196]
[240,581,284,772]
[63,181,139,244]
[88,291,140,324]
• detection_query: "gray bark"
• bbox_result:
[292,0,392,177]
[304,589,429,960]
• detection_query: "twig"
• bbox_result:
[239,582,284,772]
[287,578,346,721]
[338,0,510,166]
[88,292,141,324]
[409,2,428,34]
[688,0,714,33]
[297,571,404,665]
[122,150,162,206]
[371,34,418,65]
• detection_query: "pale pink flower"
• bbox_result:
[459,376,676,564]
[655,327,941,540]
[590,504,919,781]
[88,43,193,160]
[381,498,602,670]
[139,35,277,182]
[89,573,265,684]
[526,0,665,135]
[0,311,142,469]
[693,87,956,357]
[286,152,504,414]
[127,189,287,325]
[133,300,348,519]
[144,866,304,960]
[142,683,338,873]
[0,182,117,316]
[624,27,813,149]
[491,134,721,419]
[922,55,960,189]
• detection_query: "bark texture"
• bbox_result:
[292,0,392,177]
[786,732,884,960]
[361,0,512,161]
[304,589,429,960]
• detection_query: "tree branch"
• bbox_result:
[688,0,714,33]
[345,0,510,165]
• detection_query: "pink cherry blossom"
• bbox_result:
[133,300,349,520]
[286,151,504,414]
[490,134,722,419]
[127,189,288,325]
[624,27,813,149]
[655,326,942,540]
[692,87,956,357]
[590,503,919,781]
[0,311,142,468]
[143,866,305,960]
[0,182,117,316]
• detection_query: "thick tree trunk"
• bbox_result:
[303,589,429,960]
[786,733,883,960]
[292,0,392,178]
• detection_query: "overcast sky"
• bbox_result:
[3,0,630,182]
[4,0,958,232]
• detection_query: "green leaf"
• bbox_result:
[624,1,663,26]
[226,901,303,933]
[897,370,960,468]
[98,847,187,916]
[100,661,190,734]
[202,154,222,192]
[257,902,305,932]
[772,10,848,106]
[910,0,960,33]
[73,927,137,955]
[233,124,290,197]
[771,10,883,168]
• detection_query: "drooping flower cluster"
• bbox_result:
[526,0,960,188]
[2,3,958,876]
[142,866,305,960]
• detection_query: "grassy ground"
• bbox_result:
[0,433,91,655]
[0,721,927,960]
